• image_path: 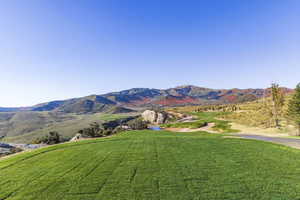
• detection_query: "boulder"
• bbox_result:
[156,113,166,124]
[141,110,168,124]
[70,133,83,142]
[142,110,157,123]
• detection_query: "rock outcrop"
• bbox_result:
[141,110,169,124]
[70,133,83,142]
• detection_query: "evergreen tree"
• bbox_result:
[287,83,300,135]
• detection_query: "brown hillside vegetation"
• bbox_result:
[168,93,297,134]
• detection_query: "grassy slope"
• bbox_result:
[168,97,297,134]
[191,112,239,133]
[162,121,207,129]
[162,111,239,133]
[1,113,135,143]
[1,130,300,199]
[220,96,293,128]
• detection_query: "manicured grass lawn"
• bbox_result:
[191,112,240,133]
[162,112,239,133]
[1,130,300,199]
[162,120,207,128]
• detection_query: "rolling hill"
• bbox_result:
[0,112,137,143]
[0,85,293,114]
[0,85,293,143]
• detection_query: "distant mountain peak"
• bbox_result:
[175,85,205,89]
[0,85,294,113]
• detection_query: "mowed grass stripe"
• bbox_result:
[155,135,193,200]
[1,141,111,199]
[0,138,125,170]
[1,130,300,199]
[0,144,94,198]
[33,139,131,200]
[67,140,135,198]
[0,139,128,199]
[93,137,145,199]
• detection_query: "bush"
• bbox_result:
[10,147,23,154]
[78,122,104,138]
[127,118,149,130]
[102,117,137,130]
[78,122,117,138]
[33,131,63,145]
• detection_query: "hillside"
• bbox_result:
[170,93,297,134]
[0,85,293,143]
[0,112,137,143]
[0,85,293,114]
[1,130,300,199]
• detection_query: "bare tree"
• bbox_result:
[271,83,284,128]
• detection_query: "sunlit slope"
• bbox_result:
[0,113,133,143]
[1,130,300,200]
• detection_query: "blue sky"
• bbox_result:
[0,0,300,107]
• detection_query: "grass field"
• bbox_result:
[1,130,300,199]
[162,120,207,129]
[162,112,239,133]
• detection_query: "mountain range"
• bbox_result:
[0,85,294,143]
[0,85,293,114]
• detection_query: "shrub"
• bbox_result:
[33,131,63,145]
[78,122,105,138]
[127,118,149,130]
[10,147,23,154]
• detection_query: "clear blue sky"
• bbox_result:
[0,0,299,107]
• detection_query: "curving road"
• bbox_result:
[236,134,300,149]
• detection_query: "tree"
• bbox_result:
[78,122,104,138]
[271,83,284,127]
[127,118,149,130]
[33,131,62,145]
[89,122,102,137]
[287,83,300,136]
[78,122,103,137]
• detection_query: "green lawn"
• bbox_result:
[1,130,300,199]
[162,112,239,133]
[162,120,207,128]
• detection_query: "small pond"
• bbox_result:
[149,126,162,131]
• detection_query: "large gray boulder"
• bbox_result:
[142,110,157,123]
[141,110,168,124]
